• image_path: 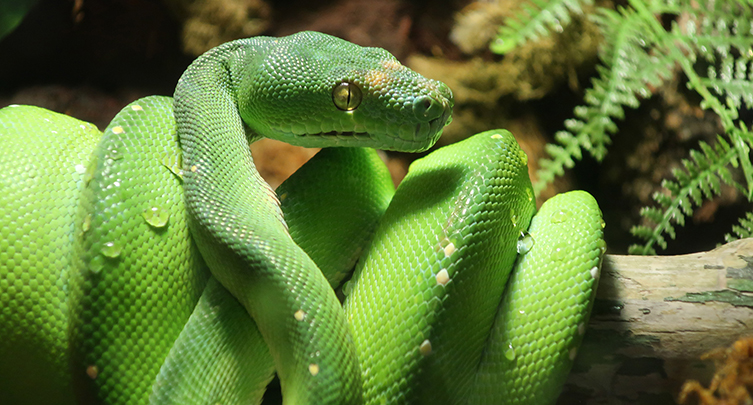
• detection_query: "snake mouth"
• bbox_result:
[290,130,431,152]
[318,130,367,137]
[293,131,369,141]
[419,113,449,139]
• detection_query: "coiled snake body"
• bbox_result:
[0,31,604,404]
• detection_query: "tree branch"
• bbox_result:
[560,238,753,404]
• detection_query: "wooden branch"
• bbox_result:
[560,239,753,404]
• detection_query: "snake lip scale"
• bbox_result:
[299,115,451,141]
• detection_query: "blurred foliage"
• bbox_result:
[0,0,39,40]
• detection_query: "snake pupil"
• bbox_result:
[332,82,362,111]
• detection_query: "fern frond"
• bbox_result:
[491,0,593,54]
[629,137,740,255]
[686,4,753,112]
[533,128,584,195]
[533,5,676,194]
[702,56,753,110]
[676,2,753,199]
[491,0,753,251]
[725,211,753,242]
[730,127,753,199]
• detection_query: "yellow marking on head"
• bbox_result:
[491,133,503,139]
[420,339,432,357]
[86,365,99,379]
[294,310,306,321]
[130,104,143,111]
[365,69,390,89]
[308,363,320,376]
[190,165,198,173]
[112,126,124,134]
[436,269,450,286]
[381,59,403,71]
[365,60,408,91]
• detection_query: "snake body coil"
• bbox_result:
[0,32,603,405]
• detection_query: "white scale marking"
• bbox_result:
[443,242,455,257]
[435,269,449,286]
[420,339,432,356]
[308,363,320,376]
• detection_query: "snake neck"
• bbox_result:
[173,37,362,404]
[174,38,281,228]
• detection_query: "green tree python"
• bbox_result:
[0,31,605,404]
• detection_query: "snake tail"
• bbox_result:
[469,190,605,404]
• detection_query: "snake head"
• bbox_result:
[237,31,453,153]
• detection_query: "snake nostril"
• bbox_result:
[413,96,442,121]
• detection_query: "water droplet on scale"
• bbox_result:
[82,214,92,233]
[550,209,569,224]
[101,241,122,258]
[342,279,354,297]
[89,255,105,274]
[84,158,97,185]
[517,232,534,255]
[597,239,607,255]
[552,244,567,261]
[161,156,184,180]
[109,148,123,160]
[142,206,169,228]
[504,343,516,361]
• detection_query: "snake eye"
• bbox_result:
[332,82,362,111]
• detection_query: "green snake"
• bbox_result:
[0,31,605,404]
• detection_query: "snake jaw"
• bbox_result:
[277,91,452,152]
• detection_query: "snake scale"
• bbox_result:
[0,31,605,404]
